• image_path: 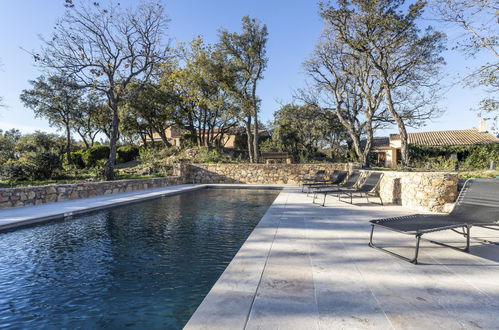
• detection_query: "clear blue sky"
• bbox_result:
[0,0,494,136]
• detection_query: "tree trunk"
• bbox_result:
[65,123,72,165]
[333,110,367,167]
[76,130,90,149]
[383,87,409,166]
[158,129,171,148]
[140,133,147,148]
[253,109,259,163]
[245,116,254,163]
[104,103,119,180]
[82,137,89,149]
[90,132,98,147]
[350,135,366,168]
[252,82,260,162]
[361,122,374,168]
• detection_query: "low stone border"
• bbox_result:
[0,176,185,209]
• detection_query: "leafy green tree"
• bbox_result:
[73,92,105,148]
[2,132,65,181]
[165,37,238,149]
[267,104,348,161]
[20,75,82,164]
[119,108,152,146]
[219,16,268,162]
[320,0,445,166]
[35,0,169,180]
[124,81,177,148]
[0,129,21,165]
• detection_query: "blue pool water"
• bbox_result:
[0,188,279,329]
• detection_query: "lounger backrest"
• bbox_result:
[314,170,326,180]
[328,170,340,181]
[332,171,348,184]
[357,172,383,192]
[342,171,361,189]
[450,178,499,224]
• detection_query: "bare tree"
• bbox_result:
[303,36,385,167]
[320,0,445,166]
[432,0,498,132]
[35,0,169,179]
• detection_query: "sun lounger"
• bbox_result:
[301,170,326,192]
[303,170,348,195]
[369,178,499,264]
[313,171,361,206]
[336,172,383,204]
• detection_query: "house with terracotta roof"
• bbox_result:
[372,124,499,167]
[147,127,238,148]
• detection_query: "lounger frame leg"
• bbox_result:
[425,225,471,253]
[369,224,421,264]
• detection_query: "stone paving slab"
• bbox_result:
[185,186,499,330]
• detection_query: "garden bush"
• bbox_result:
[82,145,110,167]
[117,145,140,164]
[1,152,62,181]
[1,159,32,181]
[409,144,499,170]
[69,150,86,169]
[462,144,499,169]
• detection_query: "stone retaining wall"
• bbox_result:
[187,164,458,212]
[360,170,458,213]
[0,176,185,209]
[188,163,358,184]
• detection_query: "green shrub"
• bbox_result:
[463,144,499,169]
[427,156,456,171]
[1,152,62,181]
[82,145,110,167]
[1,159,32,181]
[69,150,86,169]
[117,145,140,164]
[409,144,499,170]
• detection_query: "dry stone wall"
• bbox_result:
[361,170,458,213]
[0,176,185,209]
[188,163,357,184]
[187,164,458,212]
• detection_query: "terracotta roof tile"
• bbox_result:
[391,129,499,146]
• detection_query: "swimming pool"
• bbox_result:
[0,188,280,329]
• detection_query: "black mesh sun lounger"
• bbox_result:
[369,178,499,264]
[301,170,326,192]
[303,171,348,195]
[337,172,384,205]
[313,171,361,206]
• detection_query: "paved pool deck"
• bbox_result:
[185,186,499,330]
[1,184,498,329]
